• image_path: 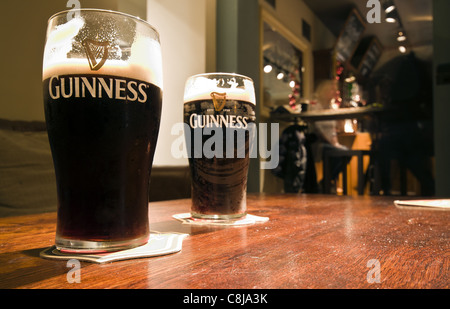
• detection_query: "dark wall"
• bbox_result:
[433,0,450,197]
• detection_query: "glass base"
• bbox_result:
[190,212,246,221]
[55,235,149,253]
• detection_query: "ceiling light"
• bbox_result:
[383,0,396,13]
[264,64,273,73]
[385,5,395,13]
[386,16,396,23]
[397,32,406,42]
[385,10,397,23]
[277,72,284,80]
[399,46,406,53]
[289,80,296,88]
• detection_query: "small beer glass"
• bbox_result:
[183,73,256,220]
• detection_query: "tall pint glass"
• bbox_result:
[183,73,256,220]
[43,9,163,252]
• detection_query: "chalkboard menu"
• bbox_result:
[334,9,366,63]
[359,38,382,77]
[351,36,382,77]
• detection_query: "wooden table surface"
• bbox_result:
[0,194,448,289]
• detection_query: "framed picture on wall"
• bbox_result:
[334,8,366,63]
[357,37,382,77]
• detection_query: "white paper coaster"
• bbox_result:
[173,213,269,226]
[394,199,450,209]
[40,232,188,263]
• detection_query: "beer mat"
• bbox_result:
[39,232,188,264]
[394,199,450,209]
[172,213,269,226]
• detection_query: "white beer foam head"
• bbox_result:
[184,74,256,105]
[43,15,163,89]
[43,59,162,89]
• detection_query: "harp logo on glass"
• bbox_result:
[83,39,110,71]
[211,92,227,112]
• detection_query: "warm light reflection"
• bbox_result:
[344,119,355,133]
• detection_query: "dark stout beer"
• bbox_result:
[44,69,161,248]
[183,73,256,220]
[43,64,162,251]
[184,99,255,218]
[43,9,163,252]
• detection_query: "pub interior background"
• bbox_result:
[1,0,449,218]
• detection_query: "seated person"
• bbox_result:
[309,80,350,190]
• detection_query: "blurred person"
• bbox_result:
[309,79,350,191]
[367,52,435,196]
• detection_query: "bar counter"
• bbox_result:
[0,194,448,289]
[270,106,386,122]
